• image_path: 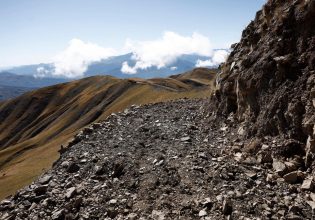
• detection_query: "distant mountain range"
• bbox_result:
[0,72,68,100]
[0,72,67,88]
[0,53,223,100]
[0,85,34,101]
[1,53,221,78]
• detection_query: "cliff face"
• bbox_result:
[215,0,315,157]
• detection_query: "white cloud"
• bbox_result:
[35,32,230,78]
[53,39,116,78]
[39,39,117,78]
[170,66,178,71]
[35,67,50,78]
[121,31,214,74]
[196,59,214,67]
[121,61,137,74]
[195,49,229,67]
[213,50,230,64]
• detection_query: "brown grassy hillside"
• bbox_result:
[0,68,216,199]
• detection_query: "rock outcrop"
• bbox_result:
[214,0,315,167]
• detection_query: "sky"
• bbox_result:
[0,0,265,72]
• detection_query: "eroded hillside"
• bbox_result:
[0,68,216,200]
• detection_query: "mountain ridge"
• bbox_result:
[0,68,216,200]
[2,53,223,79]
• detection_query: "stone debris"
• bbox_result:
[1,99,313,219]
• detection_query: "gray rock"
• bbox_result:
[306,200,315,210]
[272,160,287,176]
[284,161,298,172]
[72,196,83,209]
[151,210,165,220]
[286,213,303,220]
[28,202,37,211]
[222,199,233,215]
[305,136,315,166]
[51,209,64,220]
[66,162,80,173]
[283,171,298,184]
[180,136,191,142]
[261,144,269,150]
[266,173,277,183]
[38,175,52,185]
[127,213,138,220]
[201,198,212,209]
[257,152,273,164]
[94,165,105,175]
[65,187,76,199]
[245,171,257,179]
[155,160,164,166]
[301,179,314,191]
[34,185,47,196]
[109,199,117,205]
[199,209,208,217]
[61,161,69,168]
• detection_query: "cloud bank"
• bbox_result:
[36,32,230,78]
[37,39,116,78]
[195,50,229,67]
[121,32,213,74]
[53,39,116,78]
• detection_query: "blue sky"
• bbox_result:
[0,0,265,67]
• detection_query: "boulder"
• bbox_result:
[222,199,233,215]
[283,171,304,184]
[38,175,52,185]
[65,187,76,199]
[52,209,65,220]
[66,162,80,173]
[272,160,287,176]
[301,179,314,191]
[198,209,208,217]
[34,185,47,196]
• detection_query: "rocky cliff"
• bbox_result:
[214,0,315,165]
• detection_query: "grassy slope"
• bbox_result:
[0,68,216,199]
